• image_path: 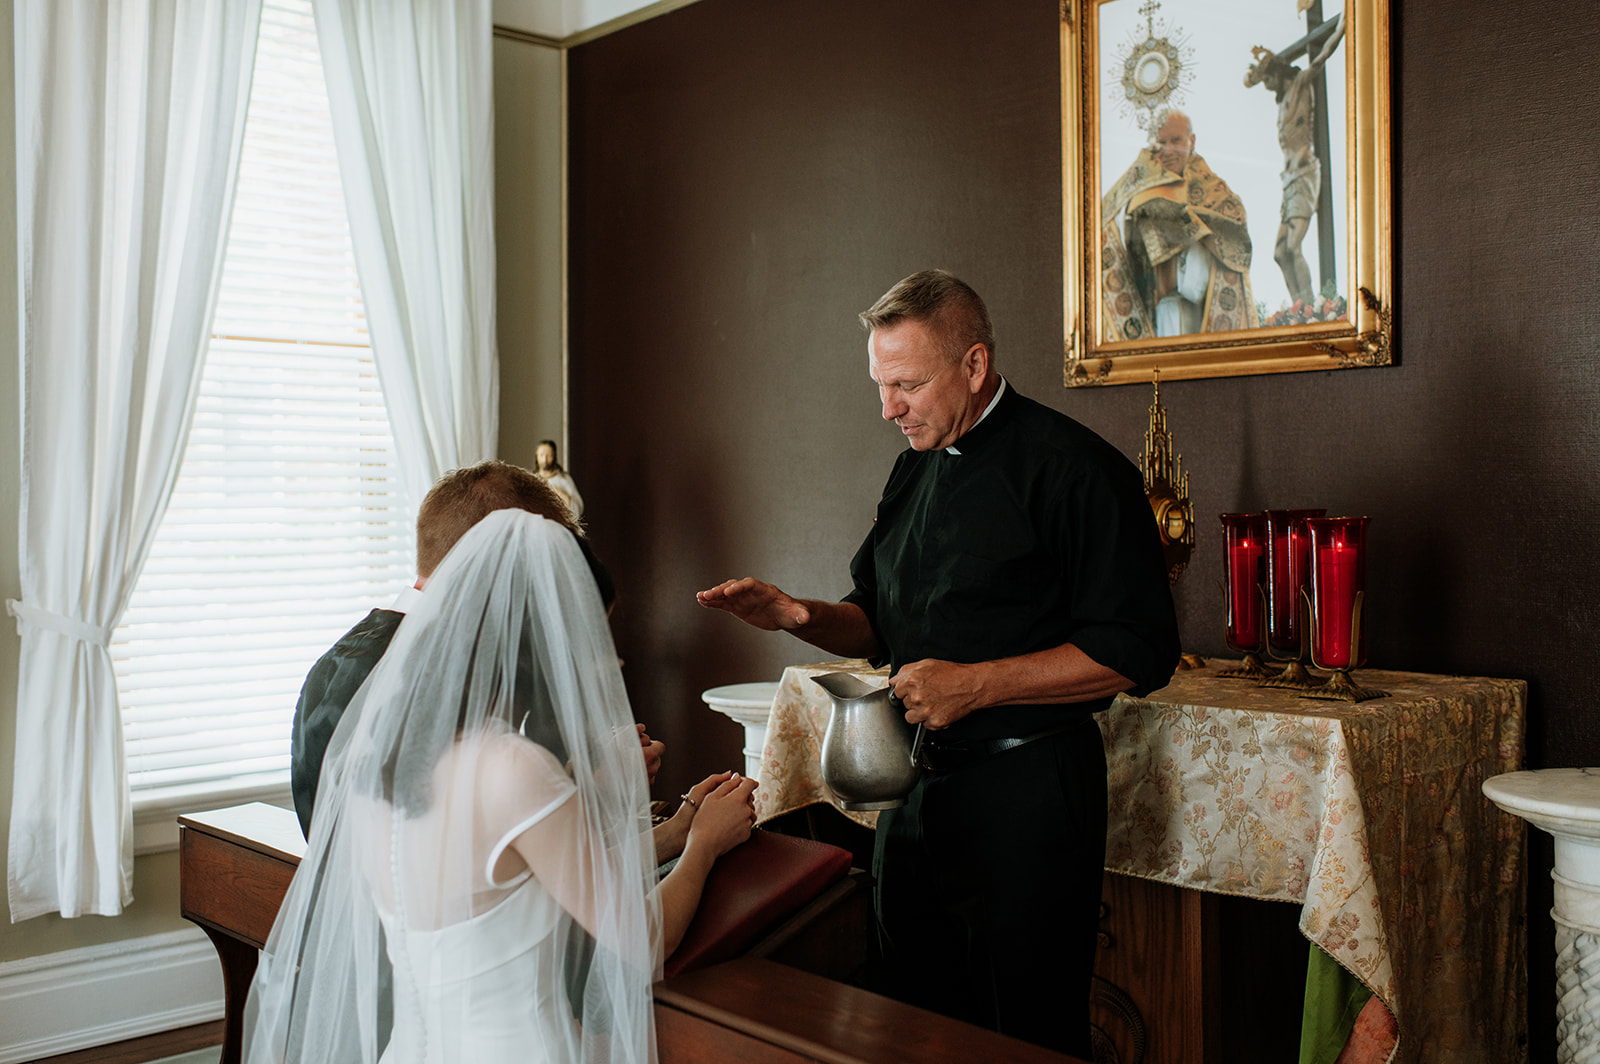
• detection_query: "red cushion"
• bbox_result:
[663,829,853,978]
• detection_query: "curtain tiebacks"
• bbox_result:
[4,600,114,647]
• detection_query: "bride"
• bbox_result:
[242,508,756,1064]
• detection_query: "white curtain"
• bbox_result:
[311,0,498,511]
[6,0,260,920]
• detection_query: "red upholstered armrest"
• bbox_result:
[663,829,853,978]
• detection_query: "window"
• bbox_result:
[113,0,413,828]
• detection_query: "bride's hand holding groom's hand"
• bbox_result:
[653,770,755,865]
[684,772,758,861]
[654,770,726,864]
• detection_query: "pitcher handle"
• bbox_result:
[908,723,926,769]
[888,690,926,769]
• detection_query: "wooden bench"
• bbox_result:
[180,802,1080,1064]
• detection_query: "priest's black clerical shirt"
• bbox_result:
[843,381,1180,741]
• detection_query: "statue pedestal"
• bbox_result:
[700,682,779,782]
[1484,767,1600,1063]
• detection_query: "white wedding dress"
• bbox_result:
[363,729,585,1064]
[379,874,578,1064]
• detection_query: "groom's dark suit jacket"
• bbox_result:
[290,608,405,837]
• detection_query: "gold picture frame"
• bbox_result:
[1062,0,1392,386]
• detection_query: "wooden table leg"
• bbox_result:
[199,925,259,1064]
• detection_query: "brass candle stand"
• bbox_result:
[1259,593,1322,691]
[1217,509,1277,681]
[1259,508,1325,691]
[1260,649,1321,689]
[1217,650,1281,681]
[1215,578,1281,680]
[1299,589,1388,703]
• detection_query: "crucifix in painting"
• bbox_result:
[1244,4,1344,315]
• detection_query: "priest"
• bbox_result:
[697,269,1180,1058]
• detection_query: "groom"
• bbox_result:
[289,459,646,838]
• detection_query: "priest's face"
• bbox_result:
[869,318,985,452]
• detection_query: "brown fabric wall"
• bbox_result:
[567,2,1599,1057]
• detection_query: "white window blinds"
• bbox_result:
[112,0,414,803]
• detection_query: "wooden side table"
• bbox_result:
[177,803,305,1064]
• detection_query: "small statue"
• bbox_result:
[534,439,584,520]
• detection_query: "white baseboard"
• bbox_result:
[0,927,224,1063]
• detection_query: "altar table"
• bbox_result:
[754,660,1528,1064]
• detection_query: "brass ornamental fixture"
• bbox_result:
[1140,372,1205,670]
[1140,372,1193,584]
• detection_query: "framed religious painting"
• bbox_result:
[1061,0,1392,386]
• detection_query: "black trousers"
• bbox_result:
[871,718,1107,1059]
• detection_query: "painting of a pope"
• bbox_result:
[1099,108,1258,340]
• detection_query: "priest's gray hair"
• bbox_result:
[860,269,996,366]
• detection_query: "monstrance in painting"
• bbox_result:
[1109,0,1194,134]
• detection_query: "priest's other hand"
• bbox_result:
[889,659,982,730]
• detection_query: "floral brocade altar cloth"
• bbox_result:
[753,661,1528,1064]
[1103,665,1526,1064]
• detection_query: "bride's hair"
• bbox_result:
[377,616,572,818]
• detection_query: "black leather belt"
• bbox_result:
[915,721,1083,774]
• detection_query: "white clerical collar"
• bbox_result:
[946,377,1008,455]
[391,584,426,613]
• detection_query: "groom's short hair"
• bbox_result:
[416,460,576,578]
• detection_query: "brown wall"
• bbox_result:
[567,2,1599,1058]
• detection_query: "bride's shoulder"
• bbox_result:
[473,726,573,803]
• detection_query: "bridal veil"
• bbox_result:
[243,509,659,1064]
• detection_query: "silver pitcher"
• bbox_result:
[811,671,922,810]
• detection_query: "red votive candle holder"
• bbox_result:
[1306,516,1368,670]
[1265,508,1325,655]
[1220,512,1268,654]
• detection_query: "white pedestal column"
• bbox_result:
[1484,767,1600,1063]
[700,681,780,782]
